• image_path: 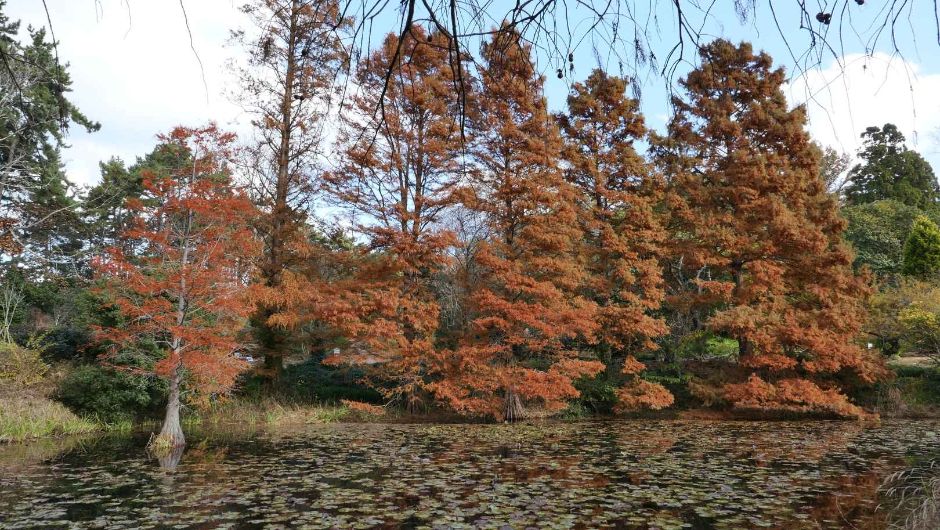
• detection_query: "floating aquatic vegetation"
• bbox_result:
[1,420,939,528]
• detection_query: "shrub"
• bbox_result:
[572,373,619,414]
[672,331,739,361]
[0,340,49,389]
[902,215,940,277]
[341,399,386,417]
[57,365,165,423]
[259,358,384,404]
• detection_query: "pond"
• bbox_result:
[1,420,939,529]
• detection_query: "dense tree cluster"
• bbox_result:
[248,30,881,424]
[9,0,933,446]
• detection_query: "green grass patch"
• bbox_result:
[875,363,940,417]
[0,395,99,443]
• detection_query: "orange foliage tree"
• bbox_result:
[94,125,259,448]
[656,40,885,417]
[428,29,603,421]
[234,0,350,378]
[317,27,468,409]
[557,69,673,412]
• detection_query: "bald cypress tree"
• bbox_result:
[557,69,673,412]
[658,40,885,417]
[430,28,603,421]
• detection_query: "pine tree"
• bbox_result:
[430,28,603,421]
[557,69,673,411]
[658,40,885,418]
[901,215,940,277]
[0,2,99,268]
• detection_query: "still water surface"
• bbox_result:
[1,420,939,529]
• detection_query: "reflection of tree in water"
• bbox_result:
[154,445,185,472]
[807,470,887,529]
[880,459,940,530]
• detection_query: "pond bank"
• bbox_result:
[4,394,939,445]
[4,362,940,444]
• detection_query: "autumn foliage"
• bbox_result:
[558,69,674,412]
[657,40,885,417]
[94,125,259,445]
[426,29,604,420]
[236,0,350,378]
[94,29,888,424]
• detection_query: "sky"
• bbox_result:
[5,0,940,188]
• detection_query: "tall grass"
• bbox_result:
[195,398,352,427]
[880,459,940,530]
[0,395,98,443]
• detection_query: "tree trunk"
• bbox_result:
[259,2,300,381]
[263,350,284,380]
[738,335,752,359]
[154,364,186,449]
[504,386,525,422]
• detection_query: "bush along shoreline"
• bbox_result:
[3,352,939,444]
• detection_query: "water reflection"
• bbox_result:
[0,420,938,528]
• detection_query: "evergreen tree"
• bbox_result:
[901,215,940,277]
[0,1,99,269]
[844,124,939,209]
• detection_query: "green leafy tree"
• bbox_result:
[867,278,940,357]
[899,302,940,366]
[842,199,931,275]
[901,215,940,277]
[844,124,939,210]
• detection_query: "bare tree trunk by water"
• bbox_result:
[155,363,185,449]
[504,386,525,422]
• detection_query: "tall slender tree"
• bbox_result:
[658,40,884,417]
[430,29,602,421]
[233,0,349,378]
[557,69,673,411]
[319,27,469,408]
[94,125,259,448]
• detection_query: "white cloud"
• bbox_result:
[6,0,251,187]
[786,53,940,171]
[9,2,940,190]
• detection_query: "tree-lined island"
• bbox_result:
[2,0,940,528]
